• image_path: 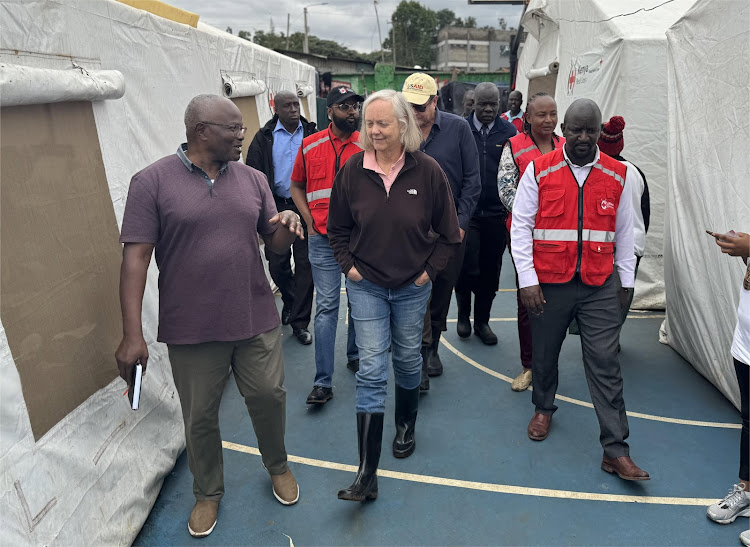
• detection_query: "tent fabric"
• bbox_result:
[0,0,316,544]
[516,0,697,310]
[663,0,749,408]
[0,64,126,106]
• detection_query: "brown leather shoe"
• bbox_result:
[601,455,650,481]
[527,412,551,441]
[271,469,299,505]
[188,500,218,538]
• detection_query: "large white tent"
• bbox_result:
[515,0,749,404]
[515,0,697,310]
[0,1,316,544]
[663,0,749,407]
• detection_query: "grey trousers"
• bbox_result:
[529,274,630,458]
[169,326,288,501]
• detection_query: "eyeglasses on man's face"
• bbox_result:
[200,122,247,136]
[333,102,362,112]
[410,100,432,113]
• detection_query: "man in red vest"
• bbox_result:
[291,87,363,406]
[510,98,648,481]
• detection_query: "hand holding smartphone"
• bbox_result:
[706,229,738,242]
[128,363,143,410]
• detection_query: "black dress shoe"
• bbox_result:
[474,323,498,345]
[306,385,333,404]
[281,303,292,326]
[346,358,360,372]
[293,327,312,345]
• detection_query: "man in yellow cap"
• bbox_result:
[402,73,481,392]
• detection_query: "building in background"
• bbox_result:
[436,27,523,73]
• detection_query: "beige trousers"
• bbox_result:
[168,326,287,501]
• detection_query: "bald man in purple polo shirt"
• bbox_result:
[115,94,304,538]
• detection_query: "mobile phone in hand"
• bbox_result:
[129,363,143,410]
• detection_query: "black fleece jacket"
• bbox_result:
[327,150,461,289]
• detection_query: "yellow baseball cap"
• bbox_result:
[402,73,437,104]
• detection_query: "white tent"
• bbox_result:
[663,0,749,407]
[515,0,697,310]
[0,1,316,544]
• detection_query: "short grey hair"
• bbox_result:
[359,89,423,153]
[184,94,223,136]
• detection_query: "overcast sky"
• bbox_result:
[166,0,524,53]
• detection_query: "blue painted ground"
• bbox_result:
[135,256,747,546]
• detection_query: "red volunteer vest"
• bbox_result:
[505,133,565,231]
[298,128,361,234]
[532,148,626,286]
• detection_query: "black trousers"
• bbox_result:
[422,237,467,346]
[736,358,749,481]
[455,215,507,321]
[265,196,313,330]
[529,274,630,458]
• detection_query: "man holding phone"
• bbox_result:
[115,94,304,538]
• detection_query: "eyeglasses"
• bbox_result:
[200,122,247,136]
[410,101,431,113]
[333,102,362,112]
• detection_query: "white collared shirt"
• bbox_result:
[510,146,635,288]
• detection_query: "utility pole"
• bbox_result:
[373,0,384,63]
[391,21,396,66]
[303,3,328,55]
[286,13,290,50]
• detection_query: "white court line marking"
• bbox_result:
[446,315,665,322]
[440,338,740,430]
[223,441,715,506]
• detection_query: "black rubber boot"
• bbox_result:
[473,293,498,345]
[427,326,444,377]
[419,345,431,391]
[456,292,472,338]
[392,385,419,458]
[338,413,384,501]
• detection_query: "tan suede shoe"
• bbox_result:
[271,469,299,505]
[188,500,218,538]
[511,369,532,392]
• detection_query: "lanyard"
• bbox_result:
[329,129,350,173]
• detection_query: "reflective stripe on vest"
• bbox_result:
[536,159,568,181]
[303,135,330,155]
[306,188,332,202]
[512,144,536,160]
[592,162,625,187]
[533,228,616,243]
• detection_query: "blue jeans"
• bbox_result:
[345,277,432,413]
[308,234,357,388]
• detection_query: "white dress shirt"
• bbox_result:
[620,160,646,257]
[510,146,635,288]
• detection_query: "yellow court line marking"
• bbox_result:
[440,338,741,430]
[222,441,714,506]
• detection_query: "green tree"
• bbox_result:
[383,1,437,68]
[436,8,456,31]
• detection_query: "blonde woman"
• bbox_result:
[327,89,461,501]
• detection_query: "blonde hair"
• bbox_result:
[358,89,423,153]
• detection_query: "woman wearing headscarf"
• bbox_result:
[327,89,461,501]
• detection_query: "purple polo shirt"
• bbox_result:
[120,144,281,344]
